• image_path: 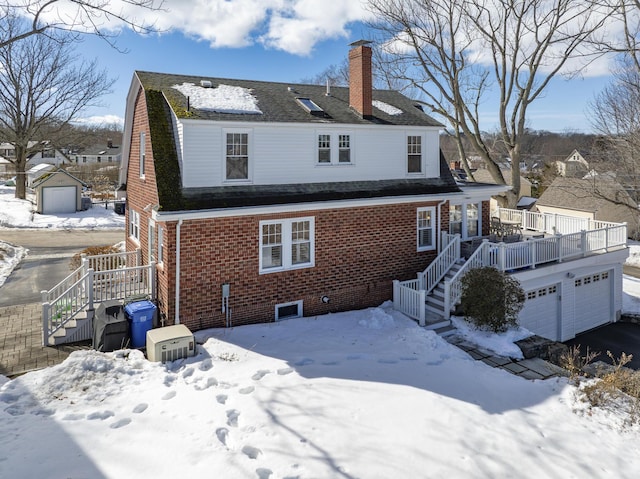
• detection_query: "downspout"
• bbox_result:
[437,199,447,253]
[175,219,183,324]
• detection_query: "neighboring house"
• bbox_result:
[32,168,87,214]
[0,157,13,175]
[26,143,71,167]
[555,149,589,178]
[119,42,504,332]
[27,163,56,187]
[536,177,640,239]
[468,168,532,211]
[73,140,122,165]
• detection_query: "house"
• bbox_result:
[554,149,589,178]
[72,140,122,165]
[32,168,87,214]
[118,41,508,332]
[26,142,71,167]
[537,177,640,239]
[467,168,532,211]
[116,42,627,345]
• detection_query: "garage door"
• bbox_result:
[519,284,560,340]
[574,271,612,334]
[42,186,76,214]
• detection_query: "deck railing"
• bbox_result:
[498,208,625,237]
[419,233,460,294]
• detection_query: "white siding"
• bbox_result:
[177,120,441,188]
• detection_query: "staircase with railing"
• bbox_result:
[42,249,156,346]
[393,209,628,329]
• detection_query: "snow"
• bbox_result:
[3,219,640,476]
[0,241,26,288]
[450,316,533,359]
[372,100,403,116]
[172,82,262,114]
[0,185,124,229]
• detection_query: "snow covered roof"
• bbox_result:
[172,82,262,115]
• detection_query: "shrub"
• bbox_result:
[559,344,599,381]
[69,245,121,271]
[460,266,525,332]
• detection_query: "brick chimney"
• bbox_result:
[349,40,373,118]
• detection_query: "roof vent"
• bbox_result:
[296,97,325,116]
[200,80,212,88]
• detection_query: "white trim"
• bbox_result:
[315,130,354,166]
[157,225,164,265]
[154,191,469,222]
[139,131,146,179]
[275,300,303,321]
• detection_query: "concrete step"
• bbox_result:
[433,324,457,337]
[425,319,452,331]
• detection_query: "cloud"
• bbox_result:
[73,115,124,127]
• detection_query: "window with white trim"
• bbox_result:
[129,208,140,242]
[157,225,164,264]
[407,135,422,173]
[260,217,314,273]
[417,207,436,251]
[139,131,146,178]
[317,133,352,165]
[225,132,249,180]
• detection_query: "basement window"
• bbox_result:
[275,300,303,321]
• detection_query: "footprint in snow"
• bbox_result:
[321,361,339,366]
[378,359,398,364]
[162,391,177,400]
[163,375,176,387]
[199,358,213,371]
[31,408,55,417]
[399,356,418,361]
[239,386,255,395]
[216,394,228,405]
[226,409,240,427]
[110,418,131,429]
[62,413,84,421]
[3,406,24,416]
[194,377,219,391]
[251,370,270,381]
[216,427,229,446]
[242,445,262,460]
[294,358,314,366]
[346,354,361,360]
[132,403,148,414]
[277,367,293,375]
[87,410,115,420]
[182,367,195,379]
[256,468,273,479]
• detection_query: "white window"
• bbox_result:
[317,133,352,165]
[417,207,436,251]
[225,132,249,180]
[129,208,140,242]
[157,226,164,264]
[260,217,315,273]
[139,131,146,178]
[318,134,331,163]
[449,202,481,240]
[407,135,422,173]
[148,221,155,262]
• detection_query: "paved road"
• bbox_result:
[0,228,124,307]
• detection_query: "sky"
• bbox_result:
[46,0,618,134]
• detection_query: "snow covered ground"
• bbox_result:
[2,200,640,477]
[0,185,124,229]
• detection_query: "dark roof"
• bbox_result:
[32,167,87,188]
[80,144,121,156]
[135,70,442,127]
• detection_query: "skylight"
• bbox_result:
[372,100,403,116]
[171,82,262,114]
[296,97,324,116]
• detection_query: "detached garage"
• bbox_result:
[33,168,86,214]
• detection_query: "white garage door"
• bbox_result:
[519,284,560,340]
[574,271,612,334]
[42,186,76,214]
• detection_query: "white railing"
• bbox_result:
[85,249,141,271]
[498,208,627,237]
[419,234,460,294]
[393,279,426,326]
[444,242,488,319]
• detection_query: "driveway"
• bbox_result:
[564,322,640,370]
[0,228,124,307]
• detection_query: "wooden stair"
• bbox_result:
[422,262,463,331]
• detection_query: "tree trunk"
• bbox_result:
[13,146,27,200]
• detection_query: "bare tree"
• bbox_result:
[0,0,164,49]
[367,0,614,206]
[0,17,113,199]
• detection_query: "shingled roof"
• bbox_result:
[135,70,442,127]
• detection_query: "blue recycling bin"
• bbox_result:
[124,300,157,348]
